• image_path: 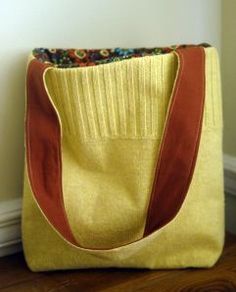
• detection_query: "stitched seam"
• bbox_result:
[144,49,183,234]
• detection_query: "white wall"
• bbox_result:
[0,0,221,202]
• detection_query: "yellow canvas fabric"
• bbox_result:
[22,47,224,271]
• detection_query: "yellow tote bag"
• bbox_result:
[22,44,224,271]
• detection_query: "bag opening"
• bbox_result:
[32,43,210,68]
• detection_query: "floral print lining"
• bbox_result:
[32,43,210,68]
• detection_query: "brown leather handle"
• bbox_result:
[144,47,205,236]
[26,60,77,245]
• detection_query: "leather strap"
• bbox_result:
[144,47,205,236]
[26,60,77,245]
[25,46,205,247]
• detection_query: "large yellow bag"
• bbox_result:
[22,44,224,271]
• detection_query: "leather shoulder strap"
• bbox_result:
[144,47,205,236]
[26,60,77,244]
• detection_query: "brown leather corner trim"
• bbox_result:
[144,47,205,236]
[26,59,77,245]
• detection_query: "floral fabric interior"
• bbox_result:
[32,43,210,68]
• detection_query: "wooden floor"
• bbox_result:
[0,234,236,292]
